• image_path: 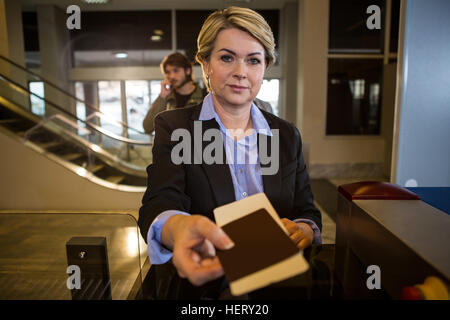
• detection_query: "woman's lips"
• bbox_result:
[228,85,248,92]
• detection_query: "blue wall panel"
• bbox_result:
[396,0,450,186]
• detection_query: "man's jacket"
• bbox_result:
[143,83,205,133]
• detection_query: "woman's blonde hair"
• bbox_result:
[195,6,276,69]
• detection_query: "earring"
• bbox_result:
[206,75,210,79]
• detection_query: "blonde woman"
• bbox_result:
[139,7,321,299]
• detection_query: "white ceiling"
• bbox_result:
[21,0,297,11]
[73,50,174,67]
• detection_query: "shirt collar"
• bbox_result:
[198,93,272,137]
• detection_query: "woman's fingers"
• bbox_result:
[173,248,224,286]
[290,230,305,245]
[281,218,298,235]
[281,218,314,250]
[194,216,235,250]
[171,215,233,286]
[193,239,216,259]
[190,259,224,286]
[297,237,312,250]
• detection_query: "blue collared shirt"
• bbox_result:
[147,94,321,264]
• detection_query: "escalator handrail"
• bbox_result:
[0,73,152,146]
[0,54,147,135]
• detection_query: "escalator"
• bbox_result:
[0,55,152,188]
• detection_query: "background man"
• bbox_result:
[143,52,206,134]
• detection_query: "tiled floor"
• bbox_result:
[315,201,336,244]
[0,212,146,300]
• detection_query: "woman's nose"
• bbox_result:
[233,61,247,79]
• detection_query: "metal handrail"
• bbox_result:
[86,111,134,131]
[0,54,147,135]
[23,114,92,140]
[0,73,152,146]
[0,95,148,176]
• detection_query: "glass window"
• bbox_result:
[256,79,280,117]
[349,79,365,99]
[326,59,383,135]
[125,80,149,140]
[70,11,172,67]
[22,12,39,51]
[150,80,162,104]
[98,81,123,137]
[329,0,385,53]
[22,11,40,69]
[29,82,45,116]
[74,82,86,135]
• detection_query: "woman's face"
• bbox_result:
[203,28,266,109]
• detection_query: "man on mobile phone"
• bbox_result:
[143,52,206,134]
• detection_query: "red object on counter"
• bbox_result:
[401,286,424,300]
[402,277,449,300]
[338,181,420,201]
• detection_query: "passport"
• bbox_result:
[214,193,309,296]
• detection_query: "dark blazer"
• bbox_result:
[138,103,321,299]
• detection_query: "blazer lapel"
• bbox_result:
[258,121,282,203]
[189,116,236,208]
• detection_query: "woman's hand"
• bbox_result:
[161,214,234,286]
[281,218,314,250]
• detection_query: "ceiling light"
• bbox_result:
[82,0,110,4]
[154,29,164,36]
[114,52,127,59]
[151,35,162,42]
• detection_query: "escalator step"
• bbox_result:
[105,175,125,184]
[0,118,21,124]
[37,141,62,149]
[90,164,104,173]
[62,153,84,161]
[16,131,26,137]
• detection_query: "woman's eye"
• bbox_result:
[220,55,233,62]
[249,58,261,65]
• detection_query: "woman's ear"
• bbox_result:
[201,60,210,78]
